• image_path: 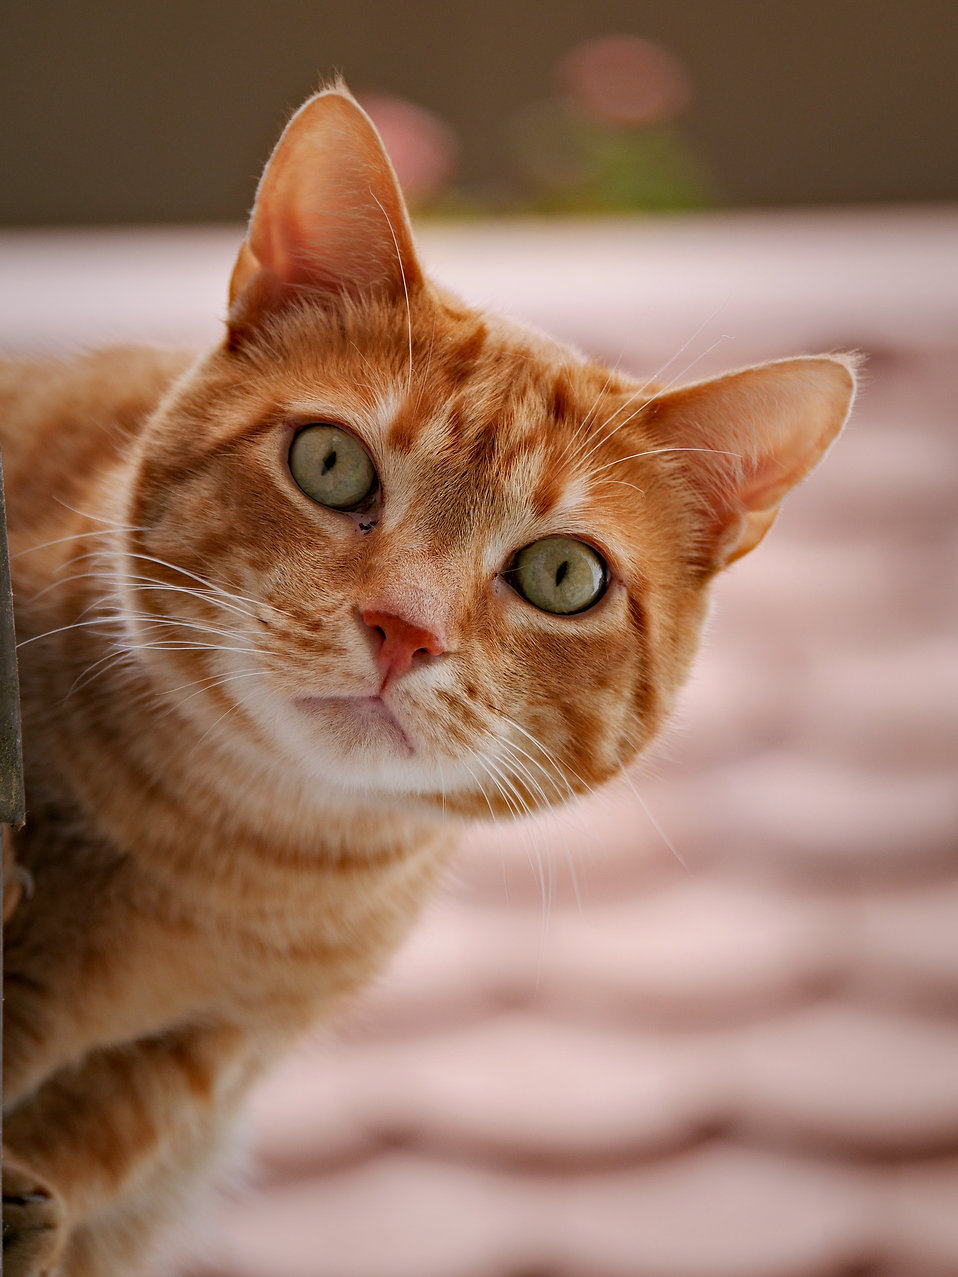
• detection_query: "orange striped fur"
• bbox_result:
[1,86,857,1276]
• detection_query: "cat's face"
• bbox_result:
[125,295,702,816]
[118,87,856,820]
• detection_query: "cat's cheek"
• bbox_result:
[491,577,634,714]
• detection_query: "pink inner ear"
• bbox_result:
[646,356,857,564]
[230,89,422,308]
[735,360,857,514]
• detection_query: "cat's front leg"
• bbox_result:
[2,1157,65,1277]
[3,1021,252,1277]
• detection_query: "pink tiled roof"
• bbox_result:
[4,211,956,1277]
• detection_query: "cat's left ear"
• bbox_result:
[228,84,422,327]
[646,354,859,571]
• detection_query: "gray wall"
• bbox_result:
[4,0,957,225]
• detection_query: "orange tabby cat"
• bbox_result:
[1,84,856,1276]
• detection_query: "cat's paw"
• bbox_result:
[2,1159,66,1277]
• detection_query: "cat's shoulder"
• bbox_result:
[0,345,194,422]
[0,345,195,481]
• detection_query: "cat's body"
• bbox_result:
[1,86,856,1276]
[1,344,455,1275]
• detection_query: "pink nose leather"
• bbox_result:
[361,609,446,685]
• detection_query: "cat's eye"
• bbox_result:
[505,536,608,615]
[289,424,377,510]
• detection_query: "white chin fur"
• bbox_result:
[211,661,478,800]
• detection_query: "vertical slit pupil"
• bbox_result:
[321,450,337,475]
[555,560,569,586]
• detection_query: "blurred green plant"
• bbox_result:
[363,33,715,217]
[509,98,713,213]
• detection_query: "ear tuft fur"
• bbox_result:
[227,82,423,331]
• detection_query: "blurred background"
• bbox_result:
[3,4,958,1277]
[3,0,958,224]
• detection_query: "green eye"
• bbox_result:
[507,536,608,615]
[289,424,377,510]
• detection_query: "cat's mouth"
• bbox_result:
[294,694,414,755]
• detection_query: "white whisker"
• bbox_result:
[17,615,122,648]
[494,722,585,913]
[118,552,266,615]
[142,667,268,725]
[555,365,618,466]
[566,317,731,473]
[121,578,261,623]
[187,697,250,757]
[12,526,145,559]
[369,189,413,395]
[578,335,732,467]
[590,445,742,479]
[458,756,501,827]
[618,766,687,870]
[51,497,136,529]
[477,745,562,928]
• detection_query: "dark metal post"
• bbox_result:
[1,454,24,826]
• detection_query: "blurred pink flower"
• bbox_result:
[556,34,693,127]
[357,93,457,205]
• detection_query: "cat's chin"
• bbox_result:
[293,694,415,758]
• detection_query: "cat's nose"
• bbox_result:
[361,609,446,686]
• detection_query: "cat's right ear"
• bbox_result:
[227,85,423,334]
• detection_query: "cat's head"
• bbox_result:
[124,85,857,819]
